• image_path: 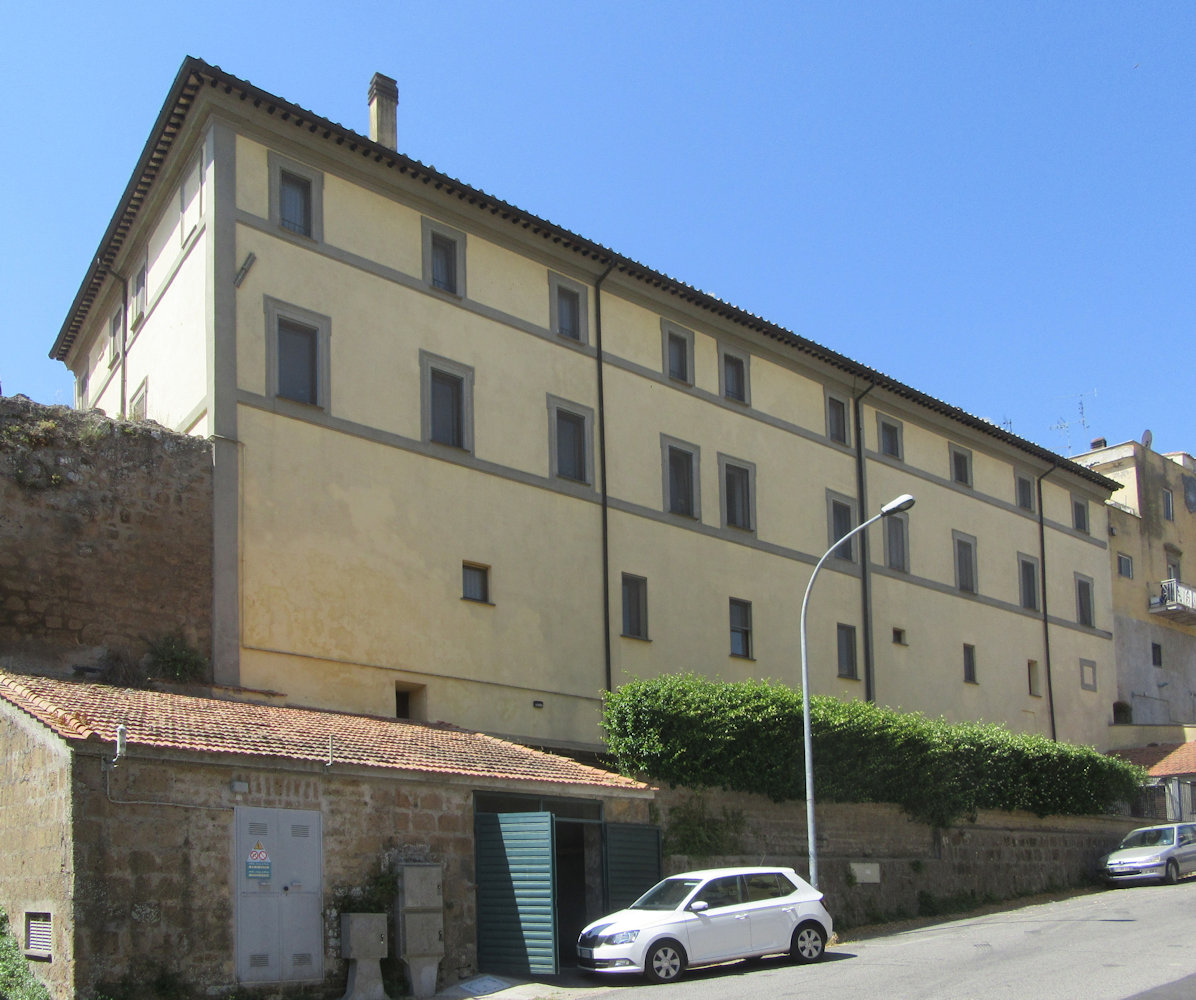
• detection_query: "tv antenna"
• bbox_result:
[1051,390,1097,455]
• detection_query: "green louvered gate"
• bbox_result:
[603,822,663,911]
[475,812,557,975]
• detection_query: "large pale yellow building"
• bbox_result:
[52,59,1121,753]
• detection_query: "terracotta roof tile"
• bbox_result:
[0,672,646,791]
[1113,742,1196,778]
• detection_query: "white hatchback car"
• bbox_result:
[576,866,833,983]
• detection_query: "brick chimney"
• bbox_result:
[368,73,398,150]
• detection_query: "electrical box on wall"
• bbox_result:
[398,862,444,998]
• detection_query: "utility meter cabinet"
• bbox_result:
[398,863,444,998]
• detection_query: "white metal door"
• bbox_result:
[235,806,323,983]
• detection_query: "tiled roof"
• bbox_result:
[1113,742,1196,778]
[0,671,646,791]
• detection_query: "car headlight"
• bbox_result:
[604,929,640,946]
[1141,855,1162,865]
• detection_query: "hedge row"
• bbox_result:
[602,674,1145,828]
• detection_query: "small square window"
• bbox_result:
[720,455,755,532]
[462,563,490,603]
[719,347,750,404]
[1151,642,1163,667]
[622,574,648,639]
[950,446,972,487]
[1072,497,1089,534]
[826,394,849,445]
[1028,659,1042,697]
[1117,553,1133,579]
[730,598,753,658]
[662,436,700,518]
[1075,574,1095,627]
[1018,555,1039,611]
[1080,659,1097,692]
[837,623,858,678]
[1015,474,1035,512]
[878,417,903,460]
[1163,488,1175,521]
[422,218,467,297]
[549,274,588,343]
[420,351,475,452]
[963,644,977,684]
[954,531,977,594]
[892,627,906,645]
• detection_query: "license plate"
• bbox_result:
[578,947,593,959]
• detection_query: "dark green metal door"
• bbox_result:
[475,811,557,975]
[603,822,662,911]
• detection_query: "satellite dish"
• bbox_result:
[1141,429,1153,450]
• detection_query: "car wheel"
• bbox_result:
[1164,860,1180,885]
[790,922,827,964]
[643,939,686,983]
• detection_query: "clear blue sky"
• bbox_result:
[2,1,1192,456]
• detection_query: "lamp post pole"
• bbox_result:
[799,493,915,889]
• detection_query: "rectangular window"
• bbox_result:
[422,218,466,296]
[266,298,331,410]
[1163,488,1175,521]
[268,152,323,242]
[108,310,122,367]
[1167,557,1181,581]
[729,599,752,658]
[662,436,700,518]
[129,380,148,422]
[892,627,906,645]
[720,346,750,404]
[1016,474,1035,512]
[548,398,593,484]
[837,623,858,678]
[963,644,977,684]
[950,445,973,487]
[878,416,903,460]
[830,496,856,562]
[132,263,147,323]
[954,531,977,594]
[1072,496,1089,534]
[420,352,475,452]
[1075,574,1095,627]
[885,513,909,573]
[719,455,755,532]
[1028,659,1042,697]
[24,913,51,958]
[76,371,88,409]
[1080,659,1097,692]
[462,563,490,603]
[1117,553,1133,579]
[622,574,648,639]
[661,321,694,384]
[1018,554,1039,611]
[277,318,319,405]
[1152,642,1163,667]
[824,393,849,445]
[549,273,588,343]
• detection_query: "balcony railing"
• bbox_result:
[1150,579,1196,626]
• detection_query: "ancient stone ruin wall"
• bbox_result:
[0,395,213,676]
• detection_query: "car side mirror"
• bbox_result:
[689,900,708,913]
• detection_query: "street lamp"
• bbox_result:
[799,493,915,888]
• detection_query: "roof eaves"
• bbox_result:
[51,58,1120,493]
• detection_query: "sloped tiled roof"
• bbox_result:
[1113,742,1196,778]
[0,671,646,791]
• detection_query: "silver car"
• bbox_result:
[1099,823,1196,885]
[576,866,833,983]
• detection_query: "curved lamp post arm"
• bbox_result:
[799,494,914,890]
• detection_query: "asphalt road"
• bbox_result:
[447,882,1196,1000]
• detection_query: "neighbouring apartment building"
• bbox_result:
[1075,439,1196,727]
[50,58,1122,752]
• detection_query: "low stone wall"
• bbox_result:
[0,396,212,676]
[654,787,1139,929]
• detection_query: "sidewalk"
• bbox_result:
[436,969,616,1000]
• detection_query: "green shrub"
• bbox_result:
[145,633,208,684]
[602,674,1145,828]
[0,909,52,1000]
[661,795,746,857]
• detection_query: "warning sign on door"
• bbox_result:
[246,842,272,881]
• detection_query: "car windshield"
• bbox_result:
[1119,827,1175,849]
[630,878,702,911]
